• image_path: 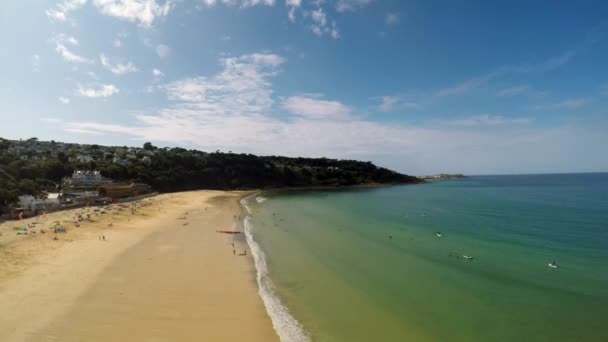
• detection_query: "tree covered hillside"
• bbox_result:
[0,138,422,210]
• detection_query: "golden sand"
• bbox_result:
[0,191,277,342]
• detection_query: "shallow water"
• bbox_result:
[245,174,608,341]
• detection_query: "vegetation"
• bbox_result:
[0,137,422,212]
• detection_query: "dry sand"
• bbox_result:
[0,191,277,342]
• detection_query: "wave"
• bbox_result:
[240,196,309,342]
[256,196,268,203]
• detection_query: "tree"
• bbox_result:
[0,138,9,151]
[143,142,157,151]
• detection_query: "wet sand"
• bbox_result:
[0,191,277,341]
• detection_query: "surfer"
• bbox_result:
[549,260,558,268]
[436,232,443,238]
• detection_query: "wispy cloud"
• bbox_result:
[46,0,87,22]
[497,85,530,97]
[377,95,420,112]
[32,54,40,72]
[92,0,173,27]
[286,0,301,22]
[282,96,351,120]
[437,51,576,97]
[152,68,164,77]
[556,98,588,109]
[336,0,372,13]
[55,44,93,64]
[156,44,171,58]
[201,0,275,7]
[161,53,285,115]
[76,84,120,98]
[58,97,71,104]
[441,114,531,127]
[437,71,499,96]
[385,12,399,25]
[100,54,138,74]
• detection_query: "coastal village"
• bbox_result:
[1,138,155,219]
[10,170,153,219]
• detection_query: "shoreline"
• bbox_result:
[240,194,309,342]
[0,190,277,341]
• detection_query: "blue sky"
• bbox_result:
[1,0,607,175]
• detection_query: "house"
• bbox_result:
[63,170,112,188]
[18,193,61,212]
[73,154,94,163]
[97,183,152,199]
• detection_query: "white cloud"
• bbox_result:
[53,34,93,64]
[58,97,71,104]
[437,51,576,97]
[202,0,275,7]
[497,85,530,97]
[76,84,120,98]
[46,0,87,22]
[336,0,372,12]
[152,68,164,77]
[55,44,93,64]
[92,0,173,27]
[307,8,339,39]
[100,54,138,74]
[282,96,351,120]
[32,55,40,72]
[156,44,171,58]
[330,22,340,39]
[377,95,420,112]
[311,7,327,26]
[113,38,122,47]
[286,0,302,22]
[437,71,499,96]
[556,98,588,109]
[441,114,531,126]
[64,52,608,175]
[378,96,399,112]
[161,52,285,116]
[385,12,399,25]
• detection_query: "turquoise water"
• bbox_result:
[245,174,608,341]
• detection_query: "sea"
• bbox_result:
[241,173,608,342]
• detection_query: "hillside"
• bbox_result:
[0,138,422,210]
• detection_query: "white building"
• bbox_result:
[18,193,61,212]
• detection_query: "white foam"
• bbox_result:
[256,196,268,203]
[240,196,309,342]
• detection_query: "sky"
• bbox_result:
[1,0,607,175]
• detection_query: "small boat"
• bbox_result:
[463,255,474,260]
[436,232,443,238]
[548,261,558,269]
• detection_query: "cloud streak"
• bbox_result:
[76,84,120,98]
[100,54,138,74]
[92,0,173,27]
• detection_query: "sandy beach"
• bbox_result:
[0,191,277,341]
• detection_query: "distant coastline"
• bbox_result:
[417,173,466,180]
